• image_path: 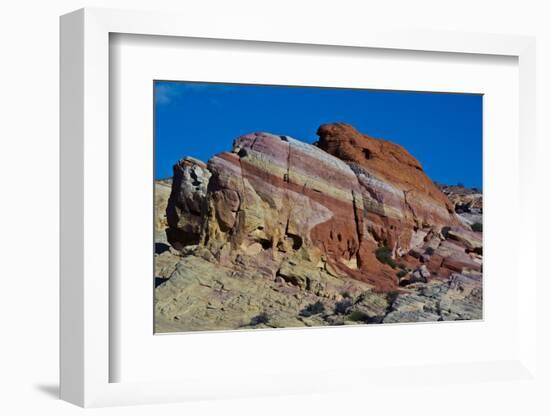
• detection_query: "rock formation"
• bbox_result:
[166,157,211,249]
[155,123,483,332]
[438,183,483,228]
[154,178,172,244]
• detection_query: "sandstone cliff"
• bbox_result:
[155,123,482,332]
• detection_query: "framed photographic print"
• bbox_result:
[153,81,483,333]
[60,8,538,408]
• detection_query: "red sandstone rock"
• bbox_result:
[167,124,481,291]
[316,123,460,247]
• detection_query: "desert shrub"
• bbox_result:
[300,301,326,317]
[334,299,353,315]
[471,222,483,232]
[340,290,351,299]
[347,310,369,322]
[375,246,397,269]
[250,312,270,326]
[425,246,435,256]
[396,270,407,278]
[441,226,451,238]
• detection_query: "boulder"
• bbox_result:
[166,157,211,249]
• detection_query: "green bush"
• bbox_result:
[471,222,483,232]
[396,270,407,278]
[300,301,326,317]
[441,226,451,238]
[375,246,397,269]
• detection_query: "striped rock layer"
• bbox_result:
[168,124,481,291]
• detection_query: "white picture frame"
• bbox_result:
[60,8,538,408]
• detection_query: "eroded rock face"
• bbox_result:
[155,251,374,332]
[316,123,460,249]
[156,124,483,331]
[191,125,478,291]
[166,157,211,250]
[154,251,481,332]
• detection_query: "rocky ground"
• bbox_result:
[154,178,172,244]
[154,123,483,332]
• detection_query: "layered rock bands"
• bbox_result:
[157,123,482,331]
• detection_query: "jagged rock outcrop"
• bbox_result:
[156,123,483,332]
[438,183,483,228]
[166,157,211,250]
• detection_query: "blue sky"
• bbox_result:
[154,81,482,189]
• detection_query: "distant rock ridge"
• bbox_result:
[438,183,483,228]
[164,123,481,293]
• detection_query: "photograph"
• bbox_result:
[1,0,544,413]
[153,81,483,333]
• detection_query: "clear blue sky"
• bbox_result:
[154,81,482,189]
